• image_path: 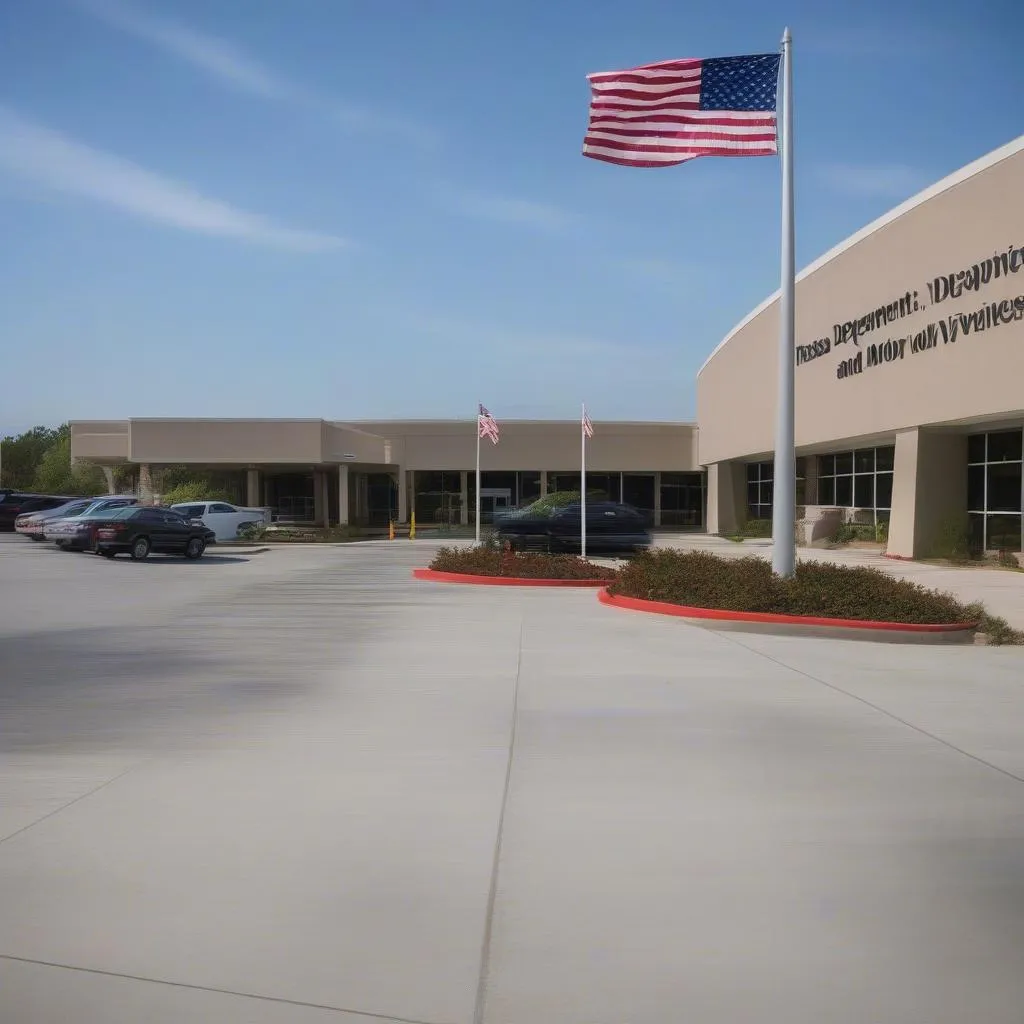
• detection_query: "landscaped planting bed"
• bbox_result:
[428,545,616,581]
[606,549,1023,643]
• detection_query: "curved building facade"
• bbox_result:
[698,133,1024,557]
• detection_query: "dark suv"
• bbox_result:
[0,491,45,531]
[494,500,651,554]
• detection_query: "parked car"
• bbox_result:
[15,497,96,540]
[0,490,45,531]
[43,496,140,550]
[494,500,652,554]
[168,501,269,542]
[92,506,216,560]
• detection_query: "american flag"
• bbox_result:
[582,53,781,168]
[582,406,593,439]
[478,404,500,445]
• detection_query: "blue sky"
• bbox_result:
[1,0,1021,433]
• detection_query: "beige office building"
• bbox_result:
[71,134,1024,555]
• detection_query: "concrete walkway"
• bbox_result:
[1,538,1023,1022]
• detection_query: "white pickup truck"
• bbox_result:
[169,501,271,542]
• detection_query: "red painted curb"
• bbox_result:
[597,589,978,634]
[413,568,614,587]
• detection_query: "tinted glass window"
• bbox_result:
[875,446,895,472]
[854,475,874,507]
[967,466,985,511]
[210,503,235,513]
[834,452,854,476]
[987,430,1023,463]
[835,476,853,507]
[967,434,986,464]
[854,449,874,473]
[176,505,205,517]
[987,464,1022,513]
[875,473,894,510]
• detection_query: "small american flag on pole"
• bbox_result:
[478,404,500,445]
[582,53,781,168]
[582,406,593,439]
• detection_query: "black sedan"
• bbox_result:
[92,506,216,560]
[495,500,651,554]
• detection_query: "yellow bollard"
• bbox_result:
[409,512,416,540]
[388,521,395,541]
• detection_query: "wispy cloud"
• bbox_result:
[441,189,575,232]
[816,162,928,199]
[73,0,436,146]
[75,0,293,99]
[0,106,346,251]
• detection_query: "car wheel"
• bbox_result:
[130,536,151,561]
[184,537,205,560]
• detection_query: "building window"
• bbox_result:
[660,472,704,528]
[967,429,1022,552]
[746,459,805,519]
[817,446,894,523]
[414,471,463,526]
[746,462,773,520]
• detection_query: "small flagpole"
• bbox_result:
[475,404,482,545]
[771,27,796,578]
[580,403,587,559]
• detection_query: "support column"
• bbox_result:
[138,464,154,504]
[540,470,548,497]
[653,471,662,528]
[399,469,409,524]
[313,471,326,527]
[705,461,745,535]
[338,465,350,525]
[246,469,260,507]
[459,471,469,525]
[887,429,967,559]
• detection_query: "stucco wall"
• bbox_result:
[697,136,1024,466]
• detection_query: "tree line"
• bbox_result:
[0,424,112,495]
[1,424,236,504]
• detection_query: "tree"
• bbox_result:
[1,425,62,489]
[31,427,106,496]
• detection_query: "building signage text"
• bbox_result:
[796,243,1024,380]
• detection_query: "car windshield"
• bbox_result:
[102,507,138,520]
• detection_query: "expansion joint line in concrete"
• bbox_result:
[472,617,524,1024]
[0,954,452,1024]
[725,636,1024,786]
[0,763,142,847]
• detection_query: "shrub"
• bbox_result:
[607,549,1022,639]
[996,549,1020,569]
[928,515,978,563]
[739,518,773,538]
[875,520,889,545]
[831,522,877,544]
[516,490,607,517]
[160,481,233,506]
[429,544,616,580]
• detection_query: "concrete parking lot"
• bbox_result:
[2,534,1024,1023]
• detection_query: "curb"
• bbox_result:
[412,568,614,587]
[597,589,978,642]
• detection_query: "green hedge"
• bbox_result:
[429,544,616,580]
[608,549,1022,638]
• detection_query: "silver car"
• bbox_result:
[42,496,140,550]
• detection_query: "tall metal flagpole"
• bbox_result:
[475,404,482,545]
[771,27,796,577]
[580,403,587,559]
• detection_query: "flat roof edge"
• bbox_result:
[696,132,1024,379]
